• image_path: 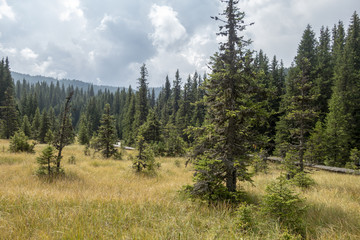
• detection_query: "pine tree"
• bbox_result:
[21,115,32,137]
[323,12,360,165]
[1,88,19,139]
[171,70,182,123]
[134,64,149,129]
[48,107,57,131]
[188,0,263,199]
[283,58,318,171]
[275,25,318,167]
[296,25,317,67]
[314,26,333,121]
[32,108,41,140]
[0,58,14,114]
[78,113,90,145]
[324,88,351,166]
[123,88,136,145]
[343,12,360,148]
[97,103,117,158]
[304,120,326,164]
[141,110,162,143]
[39,110,50,143]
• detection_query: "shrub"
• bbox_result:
[174,159,181,167]
[236,203,257,232]
[150,141,166,157]
[84,144,91,156]
[44,129,54,144]
[252,149,268,174]
[133,137,160,174]
[9,130,36,153]
[349,147,360,168]
[68,155,76,165]
[290,172,315,189]
[283,150,300,179]
[112,149,123,160]
[261,177,306,234]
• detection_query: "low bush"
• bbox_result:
[261,177,306,235]
[9,130,36,153]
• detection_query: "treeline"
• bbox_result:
[0,61,207,156]
[0,11,359,168]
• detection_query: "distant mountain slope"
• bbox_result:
[11,72,162,97]
[11,72,120,93]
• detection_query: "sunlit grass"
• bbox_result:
[0,139,360,239]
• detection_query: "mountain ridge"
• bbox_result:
[11,72,162,97]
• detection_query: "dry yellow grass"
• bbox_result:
[1,139,360,239]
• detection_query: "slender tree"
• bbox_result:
[53,92,74,173]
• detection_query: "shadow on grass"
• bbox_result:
[36,170,83,183]
[306,201,360,237]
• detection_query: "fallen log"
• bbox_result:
[266,156,360,175]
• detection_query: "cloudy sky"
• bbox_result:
[0,0,358,87]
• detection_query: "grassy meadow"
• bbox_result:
[0,139,360,239]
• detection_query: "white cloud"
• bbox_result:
[33,57,67,79]
[20,48,38,60]
[59,0,84,22]
[34,57,52,75]
[0,0,15,21]
[148,4,187,49]
[96,14,118,31]
[88,50,95,61]
[181,29,214,70]
[0,43,17,56]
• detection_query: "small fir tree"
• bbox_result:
[36,145,57,177]
[97,103,117,158]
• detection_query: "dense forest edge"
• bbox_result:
[1,0,360,238]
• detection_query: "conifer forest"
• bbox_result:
[1,0,360,239]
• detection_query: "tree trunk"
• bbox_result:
[226,166,237,192]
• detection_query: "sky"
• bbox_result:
[0,0,358,87]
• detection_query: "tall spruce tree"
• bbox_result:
[275,25,318,163]
[281,60,318,171]
[314,26,333,121]
[32,107,41,140]
[188,0,263,200]
[134,64,149,129]
[0,58,19,138]
[78,113,90,145]
[324,90,350,166]
[1,88,19,139]
[343,12,360,148]
[123,87,136,145]
[171,70,182,123]
[39,110,50,143]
